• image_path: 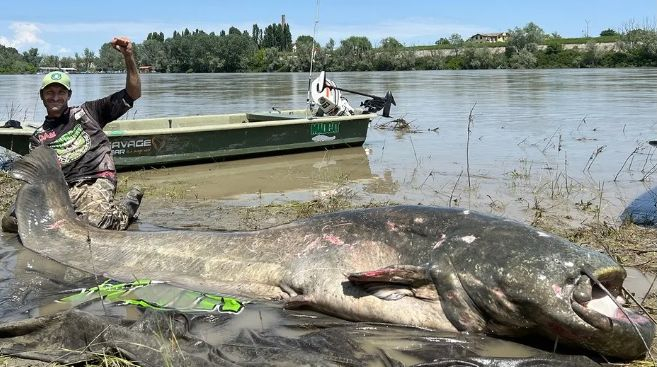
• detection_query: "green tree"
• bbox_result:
[333,36,373,71]
[21,48,41,69]
[435,37,450,45]
[338,36,372,56]
[507,22,545,54]
[59,56,75,68]
[536,47,581,68]
[325,38,335,52]
[374,37,408,71]
[165,30,194,72]
[81,48,95,71]
[508,48,537,68]
[261,23,292,51]
[248,48,267,71]
[619,28,657,66]
[217,30,257,72]
[252,24,262,47]
[461,44,503,69]
[228,26,242,36]
[0,45,35,73]
[264,47,282,71]
[449,33,465,56]
[139,36,167,72]
[74,52,82,70]
[600,29,618,37]
[281,24,292,51]
[291,35,321,72]
[97,43,125,71]
[581,41,601,67]
[379,37,403,50]
[449,34,464,46]
[40,55,60,68]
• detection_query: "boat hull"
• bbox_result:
[0,110,372,169]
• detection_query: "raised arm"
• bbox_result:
[111,36,141,101]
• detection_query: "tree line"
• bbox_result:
[1,21,655,74]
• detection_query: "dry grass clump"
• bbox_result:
[0,173,20,213]
[374,116,423,132]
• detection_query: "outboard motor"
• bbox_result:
[311,72,355,116]
[310,71,396,117]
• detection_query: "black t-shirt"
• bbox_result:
[29,89,134,184]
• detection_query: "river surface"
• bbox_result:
[1,69,656,364]
[2,69,656,225]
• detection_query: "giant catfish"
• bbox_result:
[10,146,656,359]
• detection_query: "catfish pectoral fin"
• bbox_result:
[357,283,415,300]
[347,278,439,301]
[347,265,438,300]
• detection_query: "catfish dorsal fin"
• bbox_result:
[11,146,66,187]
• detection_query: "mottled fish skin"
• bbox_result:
[11,146,656,360]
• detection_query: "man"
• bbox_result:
[2,36,143,232]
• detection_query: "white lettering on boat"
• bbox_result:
[111,139,152,149]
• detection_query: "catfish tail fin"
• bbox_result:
[11,146,78,241]
[11,145,66,187]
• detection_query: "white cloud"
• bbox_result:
[0,22,47,49]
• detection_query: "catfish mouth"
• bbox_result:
[557,268,655,359]
[569,269,649,331]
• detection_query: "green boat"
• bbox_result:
[1,72,395,170]
[0,109,373,169]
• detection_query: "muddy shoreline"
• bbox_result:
[2,170,657,366]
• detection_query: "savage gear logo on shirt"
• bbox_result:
[43,125,92,165]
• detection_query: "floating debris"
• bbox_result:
[374,117,419,132]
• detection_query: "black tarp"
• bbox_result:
[621,186,657,226]
[0,308,603,367]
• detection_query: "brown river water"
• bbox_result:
[2,69,657,225]
[1,69,656,364]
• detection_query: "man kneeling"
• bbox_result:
[2,36,143,232]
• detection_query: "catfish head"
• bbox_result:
[428,216,655,360]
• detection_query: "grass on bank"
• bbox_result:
[407,35,622,52]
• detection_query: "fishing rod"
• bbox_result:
[303,0,395,117]
[306,0,321,117]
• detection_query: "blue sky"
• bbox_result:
[1,0,655,56]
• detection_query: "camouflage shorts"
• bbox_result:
[68,178,133,230]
